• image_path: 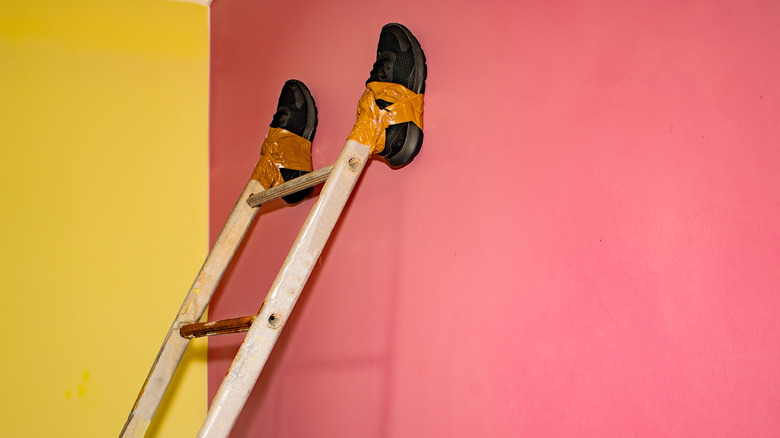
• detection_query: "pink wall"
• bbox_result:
[209,0,780,436]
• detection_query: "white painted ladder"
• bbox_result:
[120,139,372,438]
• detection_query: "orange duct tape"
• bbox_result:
[347,82,424,155]
[250,127,313,189]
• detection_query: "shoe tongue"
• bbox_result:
[277,84,303,110]
[367,28,415,90]
[270,85,307,136]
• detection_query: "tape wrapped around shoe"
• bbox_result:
[250,127,313,189]
[347,82,424,155]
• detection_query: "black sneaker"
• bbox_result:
[269,79,318,203]
[366,23,427,168]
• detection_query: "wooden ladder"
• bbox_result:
[120,139,372,438]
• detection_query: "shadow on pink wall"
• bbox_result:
[209,0,780,436]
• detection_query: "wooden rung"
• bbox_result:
[180,316,256,339]
[246,165,333,207]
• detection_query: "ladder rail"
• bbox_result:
[120,179,263,438]
[120,162,338,437]
[198,140,371,437]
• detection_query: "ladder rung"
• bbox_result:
[180,316,256,339]
[246,165,333,207]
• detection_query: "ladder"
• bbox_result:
[120,138,376,437]
[121,22,425,432]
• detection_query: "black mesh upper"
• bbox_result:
[270,82,309,137]
[366,26,416,89]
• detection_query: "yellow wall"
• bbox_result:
[0,1,209,436]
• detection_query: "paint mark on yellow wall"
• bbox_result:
[81,370,91,397]
[64,370,92,399]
